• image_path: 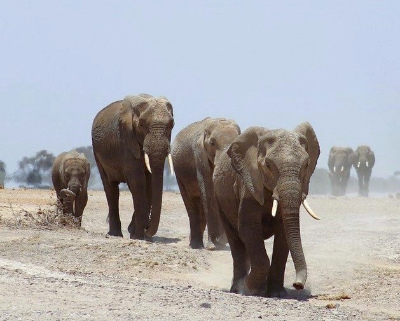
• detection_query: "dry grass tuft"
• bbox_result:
[325,303,337,309]
[317,293,351,301]
[0,201,81,230]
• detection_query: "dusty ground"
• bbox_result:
[0,189,399,321]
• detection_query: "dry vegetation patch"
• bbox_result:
[0,201,81,230]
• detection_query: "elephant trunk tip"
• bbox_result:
[293,268,307,290]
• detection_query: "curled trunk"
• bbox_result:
[277,177,307,289]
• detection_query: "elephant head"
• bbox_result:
[120,94,174,236]
[196,118,241,168]
[228,122,320,290]
[354,145,375,170]
[60,151,90,198]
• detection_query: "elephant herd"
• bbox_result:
[328,145,375,196]
[50,93,370,298]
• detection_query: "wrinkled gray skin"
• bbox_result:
[328,147,355,196]
[52,150,90,225]
[353,145,375,197]
[92,94,174,239]
[171,118,241,249]
[213,122,320,297]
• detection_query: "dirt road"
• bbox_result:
[0,189,399,320]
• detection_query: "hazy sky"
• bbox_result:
[1,1,399,177]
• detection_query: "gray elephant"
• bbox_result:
[213,122,321,297]
[52,150,90,225]
[91,94,174,239]
[171,117,241,249]
[353,145,375,197]
[328,146,355,196]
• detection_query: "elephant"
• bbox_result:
[328,146,355,196]
[91,94,174,239]
[171,117,241,249]
[353,145,375,197]
[213,122,321,297]
[52,150,91,225]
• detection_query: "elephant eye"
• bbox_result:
[210,139,216,146]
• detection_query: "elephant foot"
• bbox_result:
[189,239,204,249]
[130,232,153,242]
[266,283,287,298]
[206,240,229,251]
[107,230,123,237]
[233,277,267,297]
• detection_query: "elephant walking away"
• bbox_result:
[213,122,321,297]
[171,118,241,249]
[92,94,174,239]
[353,145,375,197]
[328,147,355,196]
[52,150,90,225]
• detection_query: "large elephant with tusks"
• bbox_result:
[91,94,174,239]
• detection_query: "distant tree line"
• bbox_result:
[4,151,400,194]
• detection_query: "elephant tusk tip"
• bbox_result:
[302,200,321,220]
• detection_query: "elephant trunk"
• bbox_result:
[67,179,81,197]
[143,130,170,237]
[277,175,307,290]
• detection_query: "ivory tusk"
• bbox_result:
[144,153,152,173]
[333,166,336,172]
[302,199,321,220]
[168,154,174,176]
[271,199,278,217]
[341,166,344,172]
[366,162,369,168]
[357,162,360,168]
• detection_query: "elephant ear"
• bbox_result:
[328,146,337,172]
[194,129,212,176]
[294,122,320,195]
[368,150,375,167]
[119,96,147,159]
[227,126,266,205]
[344,147,355,167]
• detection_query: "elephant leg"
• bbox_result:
[364,171,371,197]
[238,200,270,296]
[74,191,88,227]
[128,170,152,236]
[189,197,205,249]
[219,211,249,293]
[95,157,122,236]
[103,180,121,236]
[126,172,149,240]
[267,219,289,297]
[177,178,204,249]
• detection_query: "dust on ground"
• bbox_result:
[0,189,399,320]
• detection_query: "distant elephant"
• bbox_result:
[91,94,174,239]
[213,122,321,297]
[328,147,355,196]
[353,145,375,197]
[171,117,241,249]
[52,150,90,225]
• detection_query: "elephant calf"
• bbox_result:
[353,145,375,197]
[52,150,90,225]
[172,117,240,249]
[328,146,355,196]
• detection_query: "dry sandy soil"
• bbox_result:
[0,188,399,321]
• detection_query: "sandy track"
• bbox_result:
[0,189,399,320]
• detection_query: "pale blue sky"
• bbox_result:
[1,1,399,177]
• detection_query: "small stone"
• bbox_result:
[200,302,211,308]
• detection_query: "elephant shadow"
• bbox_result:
[283,288,314,301]
[151,236,181,244]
